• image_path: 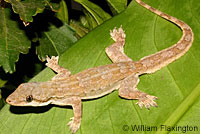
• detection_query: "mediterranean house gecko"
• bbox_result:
[6,0,194,133]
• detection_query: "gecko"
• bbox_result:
[6,0,194,133]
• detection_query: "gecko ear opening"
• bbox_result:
[26,95,33,102]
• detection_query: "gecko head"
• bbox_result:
[6,82,51,106]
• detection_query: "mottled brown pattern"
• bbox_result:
[149,6,156,12]
[161,13,171,20]
[135,0,193,73]
[6,0,194,133]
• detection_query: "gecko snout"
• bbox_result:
[6,95,23,106]
[6,93,18,105]
[6,97,12,104]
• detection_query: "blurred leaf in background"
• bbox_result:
[0,78,7,109]
[36,24,77,61]
[106,0,127,15]
[57,0,68,23]
[0,7,31,73]
[5,0,59,24]
[0,0,128,73]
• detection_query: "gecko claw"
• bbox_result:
[136,95,158,109]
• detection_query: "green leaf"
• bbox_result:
[106,0,127,14]
[0,8,31,73]
[36,23,77,61]
[5,0,58,23]
[56,0,68,23]
[82,9,98,29]
[0,78,7,88]
[70,19,89,38]
[0,89,3,109]
[1,0,200,133]
[74,0,111,28]
[79,15,90,28]
[0,77,6,110]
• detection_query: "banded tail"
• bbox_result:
[135,0,194,74]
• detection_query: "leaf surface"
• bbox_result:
[0,8,31,73]
[106,0,127,14]
[74,0,111,29]
[36,23,77,61]
[5,0,58,23]
[56,0,68,23]
[1,0,200,133]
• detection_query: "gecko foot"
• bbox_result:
[136,95,158,109]
[67,117,81,134]
[110,26,126,42]
[46,56,59,67]
[46,56,71,80]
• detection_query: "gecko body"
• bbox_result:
[6,0,194,133]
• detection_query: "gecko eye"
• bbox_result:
[26,95,33,102]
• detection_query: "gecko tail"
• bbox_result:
[135,0,191,31]
[135,0,194,74]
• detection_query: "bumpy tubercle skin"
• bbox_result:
[6,0,194,133]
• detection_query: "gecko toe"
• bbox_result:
[136,95,158,109]
[110,26,126,42]
[45,56,59,67]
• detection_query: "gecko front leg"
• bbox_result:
[106,26,132,63]
[119,74,157,109]
[52,97,82,133]
[46,56,71,80]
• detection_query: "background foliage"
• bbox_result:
[0,0,200,134]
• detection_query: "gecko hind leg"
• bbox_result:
[46,56,71,80]
[119,74,158,109]
[106,26,132,63]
